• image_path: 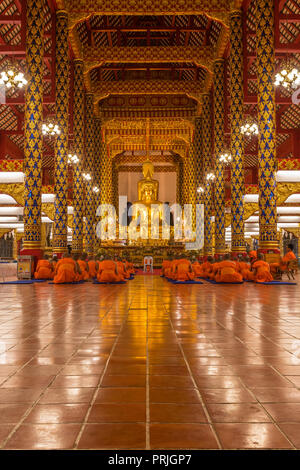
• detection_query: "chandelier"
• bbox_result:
[219,149,232,164]
[274,58,300,92]
[68,153,79,165]
[0,62,27,89]
[197,185,205,194]
[93,186,100,193]
[206,172,216,182]
[42,118,60,136]
[82,172,92,181]
[241,117,258,136]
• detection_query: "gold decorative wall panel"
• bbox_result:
[23,0,44,249]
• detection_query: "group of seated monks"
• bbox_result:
[161,245,297,284]
[34,253,135,284]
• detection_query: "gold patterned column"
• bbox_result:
[182,151,190,205]
[94,118,102,251]
[256,0,278,249]
[214,59,226,254]
[230,9,245,253]
[72,59,84,253]
[202,93,213,256]
[53,10,69,254]
[23,0,44,250]
[100,137,113,206]
[188,138,196,207]
[194,117,203,200]
[84,93,95,255]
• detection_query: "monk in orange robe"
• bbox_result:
[238,256,254,281]
[123,259,135,275]
[34,254,54,279]
[173,257,195,281]
[202,257,214,279]
[209,257,223,280]
[252,254,273,283]
[249,250,257,263]
[161,259,172,277]
[88,256,97,279]
[77,254,89,281]
[192,258,203,277]
[116,258,130,279]
[53,253,78,284]
[164,257,174,278]
[215,254,243,283]
[97,256,124,283]
[270,244,297,276]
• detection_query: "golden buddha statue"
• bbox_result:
[136,160,161,205]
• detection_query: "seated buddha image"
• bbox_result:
[136,160,161,205]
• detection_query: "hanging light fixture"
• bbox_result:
[93,186,99,193]
[42,117,61,137]
[197,185,205,194]
[82,172,92,181]
[274,58,300,92]
[241,117,258,136]
[67,153,79,165]
[206,171,216,182]
[219,149,232,164]
[0,61,27,89]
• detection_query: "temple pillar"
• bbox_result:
[84,93,95,255]
[72,59,84,253]
[202,93,213,256]
[183,152,190,205]
[194,117,203,199]
[188,138,196,207]
[94,118,102,250]
[230,9,245,253]
[53,10,69,254]
[22,0,44,258]
[214,59,226,254]
[256,0,278,250]
[100,138,113,206]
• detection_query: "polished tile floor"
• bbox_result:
[0,275,300,449]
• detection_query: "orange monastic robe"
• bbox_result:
[281,251,297,270]
[209,263,220,280]
[124,260,135,274]
[192,261,203,277]
[88,260,97,278]
[215,260,243,283]
[116,261,130,279]
[174,260,195,281]
[252,260,273,283]
[161,260,171,276]
[77,260,89,281]
[238,261,254,281]
[167,260,180,279]
[97,260,124,283]
[34,260,53,279]
[54,258,77,284]
[201,261,213,278]
[249,250,257,261]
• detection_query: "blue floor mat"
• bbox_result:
[93,280,126,285]
[171,280,203,285]
[256,281,297,285]
[0,280,33,284]
[204,279,244,284]
[32,279,51,282]
[48,281,84,285]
